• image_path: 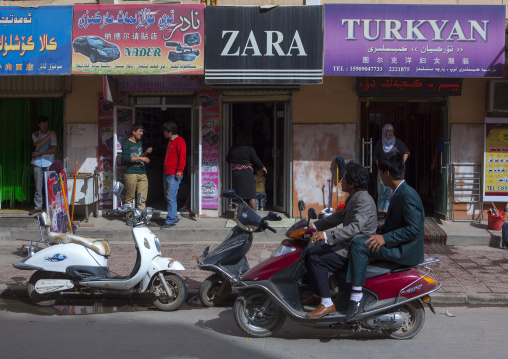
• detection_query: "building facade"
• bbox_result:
[0,0,506,221]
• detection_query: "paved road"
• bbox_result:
[0,298,505,359]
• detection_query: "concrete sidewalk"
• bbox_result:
[0,213,507,305]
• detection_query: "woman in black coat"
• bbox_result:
[226,132,267,211]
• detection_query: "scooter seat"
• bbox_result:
[365,261,411,278]
[47,232,111,257]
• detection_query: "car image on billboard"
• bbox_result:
[73,36,120,63]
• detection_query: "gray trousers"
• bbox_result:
[33,165,48,210]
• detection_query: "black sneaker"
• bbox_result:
[160,223,176,229]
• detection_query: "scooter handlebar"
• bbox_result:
[266,225,277,234]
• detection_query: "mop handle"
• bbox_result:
[328,179,331,212]
[59,173,73,234]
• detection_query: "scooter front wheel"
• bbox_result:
[233,291,286,338]
[28,271,66,307]
[150,273,187,311]
[199,274,232,307]
[382,300,425,340]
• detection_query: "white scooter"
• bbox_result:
[13,191,187,311]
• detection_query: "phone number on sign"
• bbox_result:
[348,66,384,72]
[389,67,411,72]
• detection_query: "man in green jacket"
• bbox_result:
[122,123,152,223]
[345,152,425,321]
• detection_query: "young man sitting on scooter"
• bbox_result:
[345,152,425,321]
[303,161,377,318]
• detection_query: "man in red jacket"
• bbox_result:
[161,121,186,229]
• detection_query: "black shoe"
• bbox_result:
[160,223,176,229]
[345,296,367,322]
[335,295,350,314]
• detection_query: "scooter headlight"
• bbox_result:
[143,207,154,222]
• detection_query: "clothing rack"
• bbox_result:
[451,162,483,222]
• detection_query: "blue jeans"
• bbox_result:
[377,172,392,212]
[256,192,267,210]
[164,175,182,225]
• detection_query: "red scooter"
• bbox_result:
[232,207,441,339]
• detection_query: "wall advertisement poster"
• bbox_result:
[199,92,220,209]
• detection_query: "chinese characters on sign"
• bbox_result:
[484,118,508,201]
[0,6,72,75]
[72,4,204,75]
[324,4,505,78]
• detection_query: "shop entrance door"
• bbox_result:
[113,105,135,209]
[132,100,193,215]
[360,100,449,216]
[222,102,290,214]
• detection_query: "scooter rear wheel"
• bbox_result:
[234,291,286,338]
[382,300,425,340]
[199,274,232,307]
[150,273,187,311]
[27,271,65,307]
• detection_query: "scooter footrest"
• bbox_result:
[66,265,115,281]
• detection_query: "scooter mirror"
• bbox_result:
[222,190,242,202]
[265,212,282,222]
[40,212,53,227]
[298,200,306,212]
[113,181,124,197]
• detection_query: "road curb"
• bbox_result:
[2,284,508,306]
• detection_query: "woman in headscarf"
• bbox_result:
[373,124,410,213]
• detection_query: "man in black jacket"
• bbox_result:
[345,152,425,321]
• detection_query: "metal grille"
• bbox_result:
[451,163,483,222]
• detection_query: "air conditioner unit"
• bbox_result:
[488,80,508,112]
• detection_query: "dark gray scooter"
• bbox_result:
[196,190,281,306]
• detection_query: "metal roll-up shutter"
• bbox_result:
[0,76,71,97]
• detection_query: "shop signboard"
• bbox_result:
[205,6,323,84]
[0,6,72,75]
[324,4,505,78]
[118,74,202,91]
[72,4,204,75]
[484,118,508,201]
[357,77,462,96]
[199,93,220,210]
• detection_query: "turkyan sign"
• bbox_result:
[72,4,204,75]
[0,6,72,75]
[205,6,323,84]
[324,4,505,78]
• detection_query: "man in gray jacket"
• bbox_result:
[304,161,377,318]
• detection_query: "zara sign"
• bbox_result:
[205,6,323,84]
